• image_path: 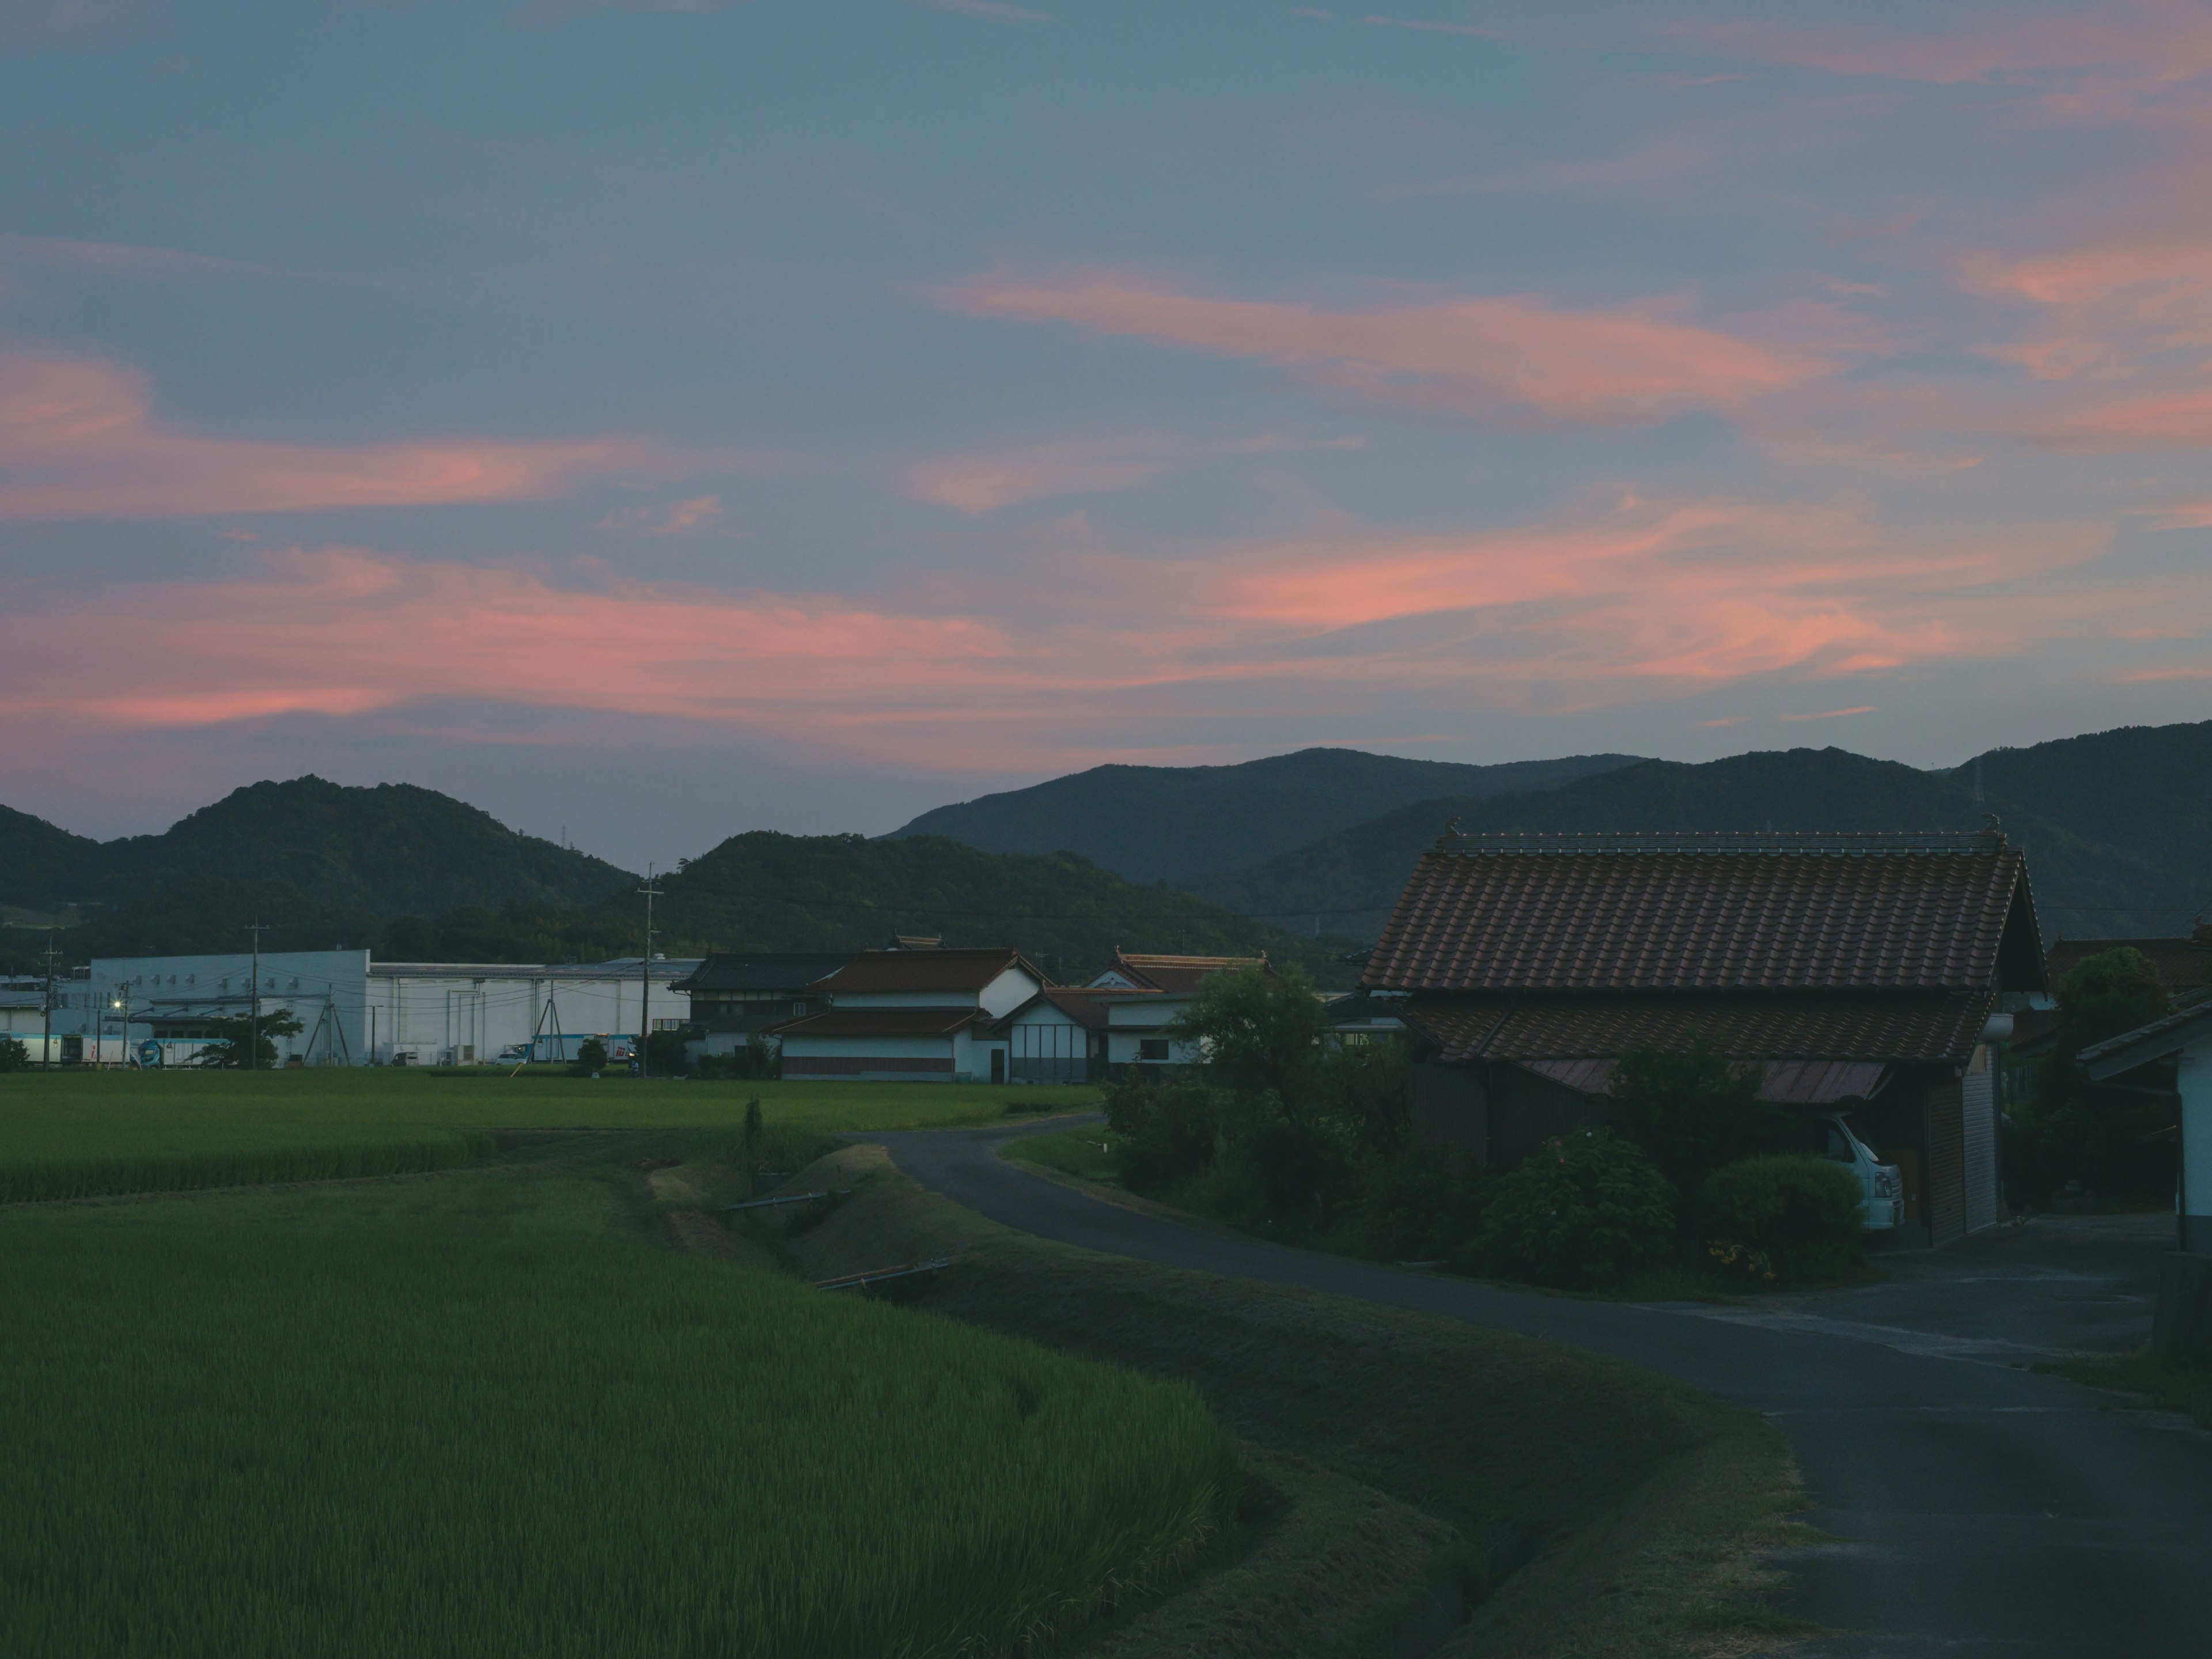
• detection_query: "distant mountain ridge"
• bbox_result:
[887,748,1644,883]
[1184,732,2212,943]
[0,778,637,921]
[572,831,1354,985]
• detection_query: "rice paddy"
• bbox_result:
[0,1148,1233,1658]
[0,1069,1099,1202]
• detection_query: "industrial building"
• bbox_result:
[47,950,697,1067]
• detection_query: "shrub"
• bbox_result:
[568,1037,608,1078]
[1481,1129,1673,1290]
[1336,1145,1493,1266]
[1696,1155,1865,1286]
[1608,1039,1783,1202]
[1316,1036,1416,1155]
[1215,1112,1358,1240]
[1104,1073,1227,1192]
[643,1029,691,1077]
[0,1037,28,1074]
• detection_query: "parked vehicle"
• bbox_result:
[1818,1111,1904,1230]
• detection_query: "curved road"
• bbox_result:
[874,1116,2212,1658]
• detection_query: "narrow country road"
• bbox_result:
[872,1116,2212,1658]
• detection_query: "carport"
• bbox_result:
[2080,1001,2212,1356]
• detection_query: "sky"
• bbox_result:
[3,0,2210,872]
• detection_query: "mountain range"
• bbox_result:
[889,748,1642,882]
[5,719,2206,982]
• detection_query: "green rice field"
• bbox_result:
[0,1150,1233,1658]
[0,1070,1100,1202]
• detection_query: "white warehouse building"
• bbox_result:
[52,950,697,1067]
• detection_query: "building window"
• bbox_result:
[1139,1037,1170,1062]
[653,1018,683,1032]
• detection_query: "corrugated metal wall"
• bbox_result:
[1962,1046,1998,1234]
[1927,1081,1966,1245]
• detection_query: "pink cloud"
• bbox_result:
[0,344,676,517]
[1778,705,1878,721]
[902,434,1182,514]
[0,492,2156,775]
[2039,388,2212,449]
[941,270,1826,425]
[600,495,724,533]
[1669,4,2212,87]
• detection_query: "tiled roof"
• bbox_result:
[770,1007,986,1039]
[813,948,1044,995]
[668,953,854,994]
[1402,990,1991,1065]
[1363,832,2037,994]
[2078,1001,2212,1079]
[1100,952,1266,993]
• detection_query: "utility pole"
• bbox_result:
[638,865,662,1079]
[245,921,266,1071]
[40,934,58,1071]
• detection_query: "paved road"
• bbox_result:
[873,1118,2212,1658]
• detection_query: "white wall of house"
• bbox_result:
[780,1025,1012,1084]
[1104,996,1201,1066]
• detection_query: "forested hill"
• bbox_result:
[577,831,1358,986]
[1187,741,2209,944]
[887,747,1643,884]
[0,778,637,918]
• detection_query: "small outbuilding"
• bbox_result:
[1363,828,2047,1247]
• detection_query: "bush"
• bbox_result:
[694,1036,780,1082]
[643,1029,691,1077]
[567,1037,608,1078]
[1481,1129,1674,1290]
[1315,1036,1416,1155]
[0,1037,28,1074]
[1214,1112,1358,1241]
[1696,1155,1865,1286]
[1104,1074,1228,1192]
[1608,1039,1783,1202]
[1336,1145,1493,1266]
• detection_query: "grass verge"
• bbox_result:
[768,1142,1810,1658]
[0,1143,1233,1658]
[2041,1346,2212,1429]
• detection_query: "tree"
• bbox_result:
[569,1037,608,1078]
[190,1009,305,1069]
[0,1036,28,1073]
[1607,1038,1781,1201]
[1166,964,1327,1112]
[2056,946,2171,1050]
[2010,946,2177,1209]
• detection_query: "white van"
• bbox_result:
[1816,1111,1904,1231]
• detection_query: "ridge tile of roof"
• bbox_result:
[1363,837,2032,994]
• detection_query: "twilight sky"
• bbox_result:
[3,0,2210,871]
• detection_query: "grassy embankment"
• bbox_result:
[0,1131,1229,1658]
[0,1069,1094,1201]
[724,1140,1816,1659]
[2045,1348,2212,1429]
